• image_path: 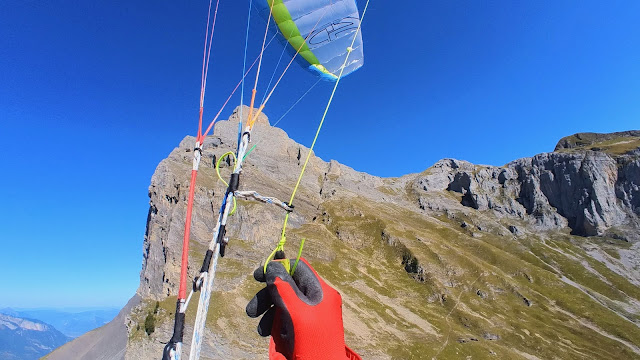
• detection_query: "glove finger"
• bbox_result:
[265,260,295,286]
[257,306,276,337]
[290,259,323,305]
[253,266,266,282]
[246,287,273,318]
[254,250,286,282]
[265,261,299,309]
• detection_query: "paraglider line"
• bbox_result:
[273,78,322,126]
[239,0,254,137]
[198,0,221,139]
[249,6,330,128]
[246,0,276,129]
[289,0,369,206]
[201,33,278,139]
[197,0,214,138]
[267,0,373,267]
[243,78,322,161]
[180,0,222,301]
[260,27,296,105]
[200,0,221,111]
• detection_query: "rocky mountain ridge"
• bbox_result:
[0,313,69,360]
[2,308,119,338]
[417,151,639,239]
[49,107,640,359]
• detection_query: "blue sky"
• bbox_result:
[0,1,638,308]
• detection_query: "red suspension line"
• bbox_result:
[179,0,221,302]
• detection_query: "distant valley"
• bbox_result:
[0,308,118,359]
[3,308,119,338]
[0,313,68,360]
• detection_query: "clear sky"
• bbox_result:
[1,1,638,308]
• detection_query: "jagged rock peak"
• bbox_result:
[554,130,640,153]
[227,105,270,126]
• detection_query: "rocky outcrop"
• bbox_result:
[414,151,640,240]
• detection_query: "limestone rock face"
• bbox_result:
[138,106,391,300]
[415,151,639,239]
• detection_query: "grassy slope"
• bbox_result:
[128,193,639,359]
[557,135,640,155]
[297,198,640,359]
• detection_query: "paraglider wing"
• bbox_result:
[257,0,365,80]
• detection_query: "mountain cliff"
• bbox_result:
[50,108,640,359]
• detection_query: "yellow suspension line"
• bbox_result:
[265,0,373,274]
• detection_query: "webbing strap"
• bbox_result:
[235,191,294,212]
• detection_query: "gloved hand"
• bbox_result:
[246,258,361,360]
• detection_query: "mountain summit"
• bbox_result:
[48,110,640,359]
